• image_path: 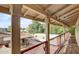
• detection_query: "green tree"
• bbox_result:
[27,21,45,34]
[50,25,64,34]
[68,26,75,35]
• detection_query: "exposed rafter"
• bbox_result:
[9,4,13,14]
[1,4,77,27]
[52,17,70,26]
[64,16,78,26]
[60,5,79,17]
[34,14,40,19]
[23,15,62,26]
[24,10,29,16]
[34,5,44,11]
[36,4,52,11]
[60,7,79,19]
[44,4,52,11]
[23,5,46,16]
[0,6,10,14]
[63,13,79,23]
[64,11,79,20]
[51,5,70,16]
[23,5,69,26]
[0,6,59,26]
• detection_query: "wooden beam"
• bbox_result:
[34,5,44,11]
[0,5,66,26]
[23,5,46,16]
[24,10,29,16]
[34,14,39,19]
[60,6,79,17]
[60,8,79,20]
[23,5,68,26]
[51,5,70,16]
[0,6,10,14]
[23,15,62,26]
[63,14,79,25]
[55,5,79,17]
[34,4,52,11]
[63,25,68,33]
[0,6,61,26]
[0,5,68,26]
[63,11,79,20]
[23,15,45,22]
[44,4,52,11]
[12,5,22,54]
[9,4,13,14]
[51,17,70,27]
[57,36,61,47]
[45,17,50,54]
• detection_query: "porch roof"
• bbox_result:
[0,4,79,27]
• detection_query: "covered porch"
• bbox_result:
[0,4,79,54]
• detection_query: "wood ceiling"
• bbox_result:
[0,4,79,27]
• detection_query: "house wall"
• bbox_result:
[75,16,79,47]
[0,28,7,32]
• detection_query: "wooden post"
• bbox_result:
[12,5,22,54]
[63,25,68,32]
[63,25,68,41]
[45,17,50,54]
[75,16,79,47]
[57,36,61,47]
[64,33,65,41]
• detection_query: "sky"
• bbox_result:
[0,13,32,28]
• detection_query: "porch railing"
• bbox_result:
[0,31,71,53]
[20,32,71,54]
[21,32,71,54]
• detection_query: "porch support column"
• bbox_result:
[57,36,61,47]
[63,25,66,41]
[63,25,68,41]
[75,16,79,47]
[45,17,50,54]
[63,25,68,32]
[12,5,22,54]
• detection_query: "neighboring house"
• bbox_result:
[0,36,3,44]
[20,28,27,33]
[0,28,8,32]
[33,33,58,45]
[33,33,58,42]
[20,30,27,32]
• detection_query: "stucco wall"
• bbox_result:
[75,16,79,47]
